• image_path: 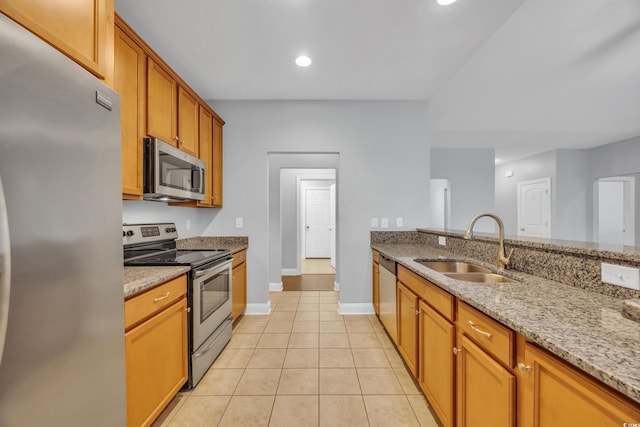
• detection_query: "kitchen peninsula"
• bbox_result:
[372,229,640,426]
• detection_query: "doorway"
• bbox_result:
[596,176,635,246]
[280,168,337,291]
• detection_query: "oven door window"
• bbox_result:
[200,269,230,323]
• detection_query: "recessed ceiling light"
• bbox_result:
[437,0,457,5]
[295,56,312,67]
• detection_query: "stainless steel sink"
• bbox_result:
[444,272,519,284]
[414,260,492,274]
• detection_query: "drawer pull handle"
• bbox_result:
[153,292,171,303]
[468,320,492,339]
[518,362,532,374]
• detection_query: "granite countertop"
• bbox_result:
[372,242,640,404]
[177,236,248,254]
[124,266,191,299]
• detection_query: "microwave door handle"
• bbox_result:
[200,168,205,193]
[0,174,11,367]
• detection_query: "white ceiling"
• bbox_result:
[115,0,640,162]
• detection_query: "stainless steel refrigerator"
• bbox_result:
[0,13,126,426]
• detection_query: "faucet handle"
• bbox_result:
[505,247,514,261]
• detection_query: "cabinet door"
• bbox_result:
[147,58,177,144]
[177,87,199,156]
[0,0,111,79]
[521,342,640,427]
[125,298,188,427]
[419,301,455,427]
[373,261,380,316]
[115,25,145,199]
[198,106,213,206]
[232,262,247,321]
[211,119,224,207]
[456,334,515,427]
[397,282,419,376]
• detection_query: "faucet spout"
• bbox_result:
[463,213,513,271]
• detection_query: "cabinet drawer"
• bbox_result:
[458,301,514,367]
[398,265,454,321]
[233,249,246,268]
[373,250,379,263]
[125,275,187,330]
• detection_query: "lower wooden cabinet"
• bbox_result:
[232,250,247,321]
[124,276,188,427]
[397,281,419,376]
[456,334,516,427]
[419,301,455,427]
[521,342,640,426]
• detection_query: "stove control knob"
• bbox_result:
[126,230,134,237]
[122,231,125,237]
[165,227,172,233]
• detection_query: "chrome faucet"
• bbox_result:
[464,213,514,271]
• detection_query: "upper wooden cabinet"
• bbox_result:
[211,118,224,207]
[116,15,224,204]
[0,0,114,82]
[147,59,199,156]
[114,22,146,200]
[147,58,177,145]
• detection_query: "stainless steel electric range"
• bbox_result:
[123,223,233,388]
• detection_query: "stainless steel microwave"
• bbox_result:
[143,137,206,202]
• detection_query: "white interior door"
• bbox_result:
[517,177,551,238]
[329,184,336,268]
[597,177,635,246]
[305,188,331,258]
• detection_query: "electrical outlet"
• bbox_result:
[381,218,389,229]
[371,218,379,228]
[438,236,446,246]
[235,217,243,229]
[396,217,403,227]
[601,263,640,290]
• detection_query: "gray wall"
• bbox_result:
[430,148,495,232]
[122,200,218,238]
[203,100,430,310]
[555,150,589,241]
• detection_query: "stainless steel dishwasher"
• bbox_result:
[378,254,397,344]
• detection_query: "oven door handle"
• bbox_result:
[194,260,232,278]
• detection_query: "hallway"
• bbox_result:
[152,290,438,426]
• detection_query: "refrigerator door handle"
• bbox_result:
[0,174,11,366]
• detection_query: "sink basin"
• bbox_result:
[444,272,519,284]
[415,260,492,274]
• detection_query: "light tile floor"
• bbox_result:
[152,291,439,427]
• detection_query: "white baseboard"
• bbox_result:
[334,281,340,292]
[244,301,272,315]
[337,302,375,315]
[281,268,299,276]
[269,282,283,292]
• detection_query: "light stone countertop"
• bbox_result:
[124,266,191,299]
[372,242,640,405]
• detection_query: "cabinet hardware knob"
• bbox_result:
[410,305,415,309]
[453,347,461,355]
[518,362,532,373]
[153,292,171,303]
[468,320,492,339]
[179,140,185,145]
[415,309,421,315]
[173,136,179,142]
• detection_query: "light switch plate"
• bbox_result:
[371,218,379,228]
[601,263,640,290]
[438,236,446,246]
[235,217,243,229]
[381,218,389,229]
[396,217,403,227]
